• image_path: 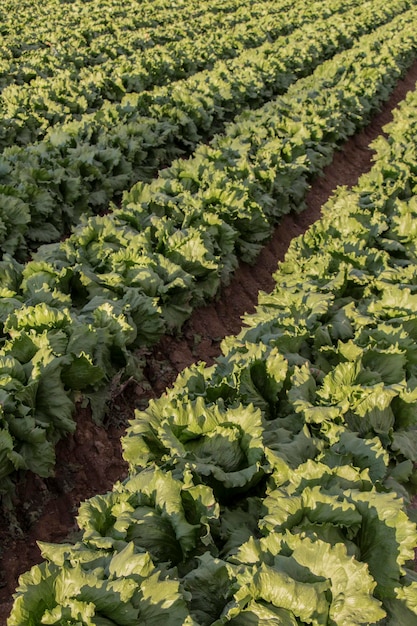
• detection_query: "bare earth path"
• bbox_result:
[1,60,417,622]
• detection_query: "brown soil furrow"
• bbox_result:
[1,59,417,622]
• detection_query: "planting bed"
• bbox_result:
[1,59,417,624]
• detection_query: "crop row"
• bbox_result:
[8,66,417,626]
[0,0,414,259]
[0,0,320,95]
[0,0,262,80]
[0,0,364,147]
[1,19,416,498]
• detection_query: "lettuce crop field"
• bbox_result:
[1,0,417,622]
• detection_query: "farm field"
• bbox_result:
[1,0,417,623]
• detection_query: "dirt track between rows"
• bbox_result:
[1,60,417,622]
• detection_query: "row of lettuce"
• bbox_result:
[8,61,417,626]
[0,0,350,141]
[0,0,264,87]
[1,13,417,499]
[1,0,406,258]
[0,0,364,149]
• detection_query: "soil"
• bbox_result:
[1,60,417,624]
